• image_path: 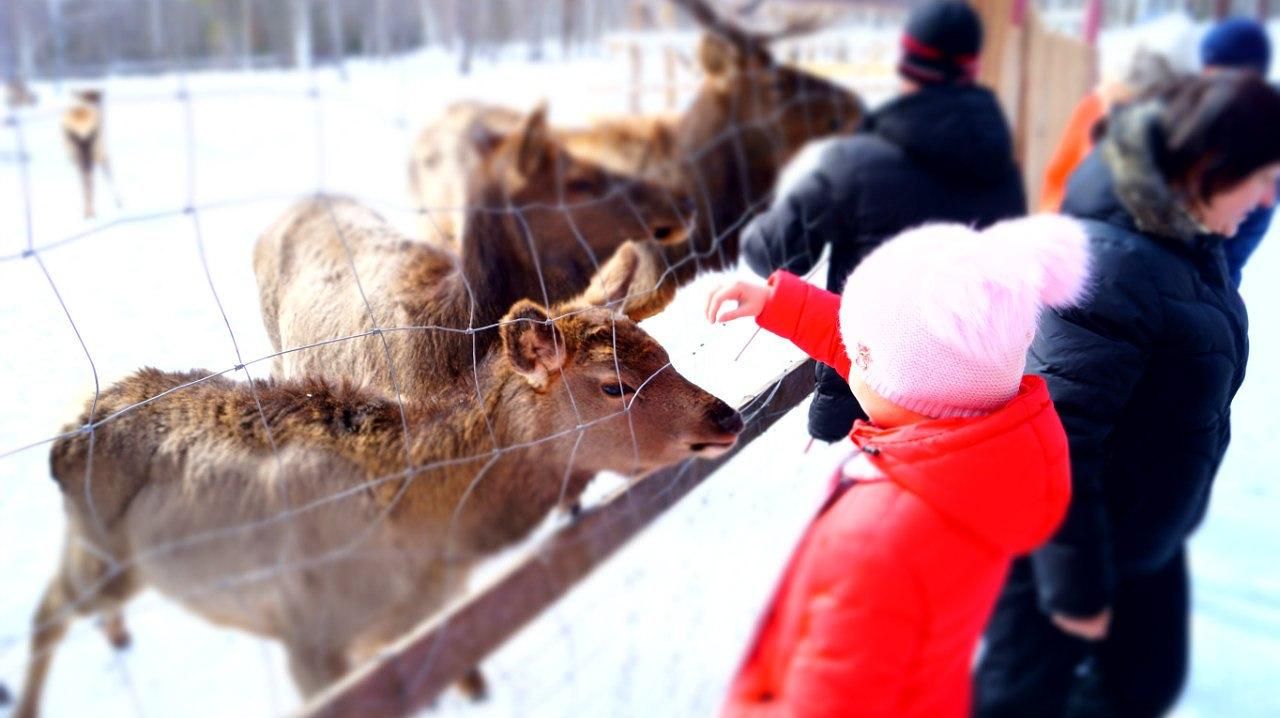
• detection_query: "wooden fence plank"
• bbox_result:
[298,358,818,718]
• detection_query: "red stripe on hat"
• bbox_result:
[902,34,943,59]
[902,34,980,63]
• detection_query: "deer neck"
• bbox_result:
[396,359,595,553]
[459,184,554,323]
[676,96,780,243]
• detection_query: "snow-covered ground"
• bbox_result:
[1,23,1277,718]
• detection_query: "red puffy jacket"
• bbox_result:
[722,272,1072,718]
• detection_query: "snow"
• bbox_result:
[2,28,1278,718]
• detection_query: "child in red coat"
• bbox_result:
[707,215,1091,718]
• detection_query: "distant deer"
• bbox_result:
[61,89,121,219]
[14,282,743,716]
[257,109,685,398]
[5,78,38,108]
[410,0,864,280]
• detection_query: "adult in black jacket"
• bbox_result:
[975,73,1280,718]
[739,1,1025,442]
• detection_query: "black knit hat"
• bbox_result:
[898,1,984,85]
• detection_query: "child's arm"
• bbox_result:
[777,550,924,717]
[707,271,852,379]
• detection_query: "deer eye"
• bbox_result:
[601,383,634,397]
[566,177,598,194]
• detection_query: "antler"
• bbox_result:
[669,0,829,49]
[669,0,758,49]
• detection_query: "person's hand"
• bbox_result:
[1051,608,1111,641]
[706,281,770,323]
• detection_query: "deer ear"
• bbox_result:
[501,300,567,389]
[515,101,552,177]
[698,33,740,78]
[577,240,675,322]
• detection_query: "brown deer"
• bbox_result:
[61,89,120,219]
[5,78,38,108]
[409,0,864,281]
[257,117,683,398]
[409,103,685,251]
[406,100,692,254]
[626,0,865,273]
[14,289,743,717]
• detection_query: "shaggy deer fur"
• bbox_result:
[15,296,742,716]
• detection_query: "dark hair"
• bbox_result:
[1151,72,1280,203]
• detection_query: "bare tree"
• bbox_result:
[527,0,547,60]
[417,0,437,47]
[291,0,312,70]
[455,0,474,73]
[561,0,578,58]
[239,0,254,69]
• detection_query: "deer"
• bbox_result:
[256,107,685,400]
[409,102,684,251]
[61,89,121,219]
[6,78,38,108]
[405,99,693,261]
[13,270,744,717]
[408,0,864,282]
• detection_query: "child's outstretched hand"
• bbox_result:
[706,281,770,323]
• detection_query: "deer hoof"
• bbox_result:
[457,666,488,702]
[101,614,132,650]
[108,630,132,650]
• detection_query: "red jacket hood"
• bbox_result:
[850,375,1071,555]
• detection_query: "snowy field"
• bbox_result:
[2,27,1279,718]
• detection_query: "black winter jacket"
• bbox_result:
[1028,100,1249,617]
[740,85,1026,441]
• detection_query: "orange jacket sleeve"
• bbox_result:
[1038,92,1104,213]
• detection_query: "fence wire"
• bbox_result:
[0,6,896,717]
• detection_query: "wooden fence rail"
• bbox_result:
[298,358,818,718]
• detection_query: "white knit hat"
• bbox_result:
[838,215,1092,418]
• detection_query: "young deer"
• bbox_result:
[15,284,742,716]
[61,89,120,219]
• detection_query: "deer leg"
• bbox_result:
[80,166,95,219]
[13,577,75,718]
[285,642,350,698]
[456,665,489,702]
[98,608,131,650]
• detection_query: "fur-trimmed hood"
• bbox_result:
[1095,99,1208,245]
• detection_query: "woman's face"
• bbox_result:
[1194,163,1280,236]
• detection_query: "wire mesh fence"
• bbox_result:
[0,1,904,716]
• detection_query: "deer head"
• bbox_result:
[676,0,864,166]
[499,295,742,474]
[470,103,696,271]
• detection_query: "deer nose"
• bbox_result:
[711,403,744,435]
